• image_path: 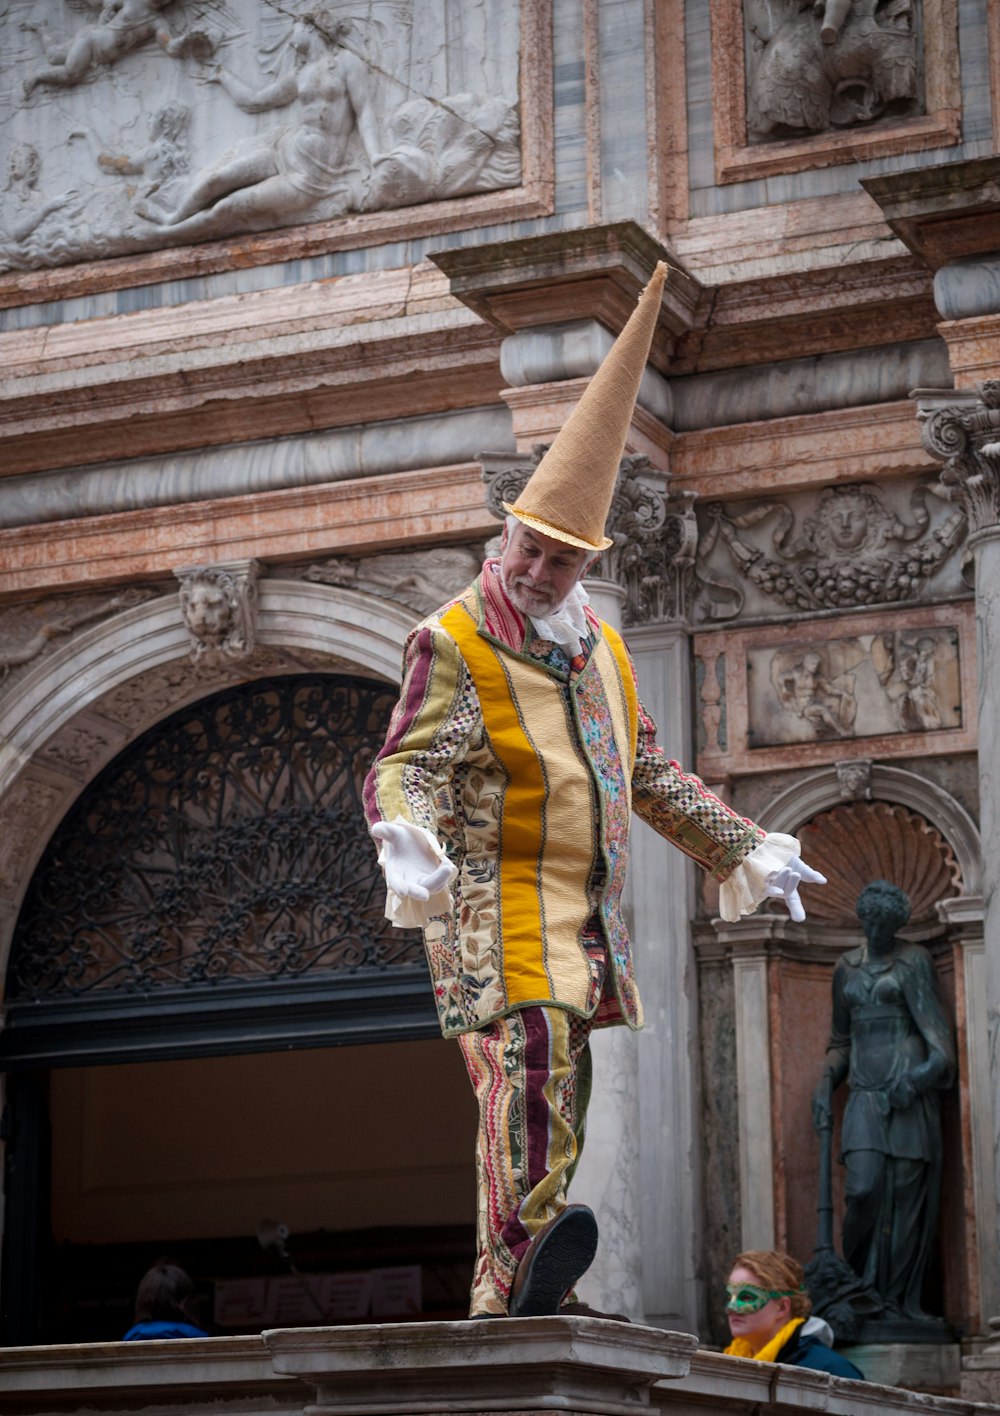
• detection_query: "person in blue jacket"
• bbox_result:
[724,1250,864,1380]
[123,1261,209,1341]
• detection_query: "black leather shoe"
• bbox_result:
[508,1204,599,1317]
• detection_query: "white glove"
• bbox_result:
[764,855,827,923]
[371,820,454,901]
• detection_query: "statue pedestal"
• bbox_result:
[841,1343,961,1394]
[961,1333,1000,1403]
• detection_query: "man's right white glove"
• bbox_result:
[371,818,456,928]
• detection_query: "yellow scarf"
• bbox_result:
[725,1316,804,1363]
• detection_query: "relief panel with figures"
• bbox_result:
[694,602,976,778]
[708,0,961,183]
[694,478,968,624]
[1,0,524,275]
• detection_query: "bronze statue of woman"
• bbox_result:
[812,880,955,1322]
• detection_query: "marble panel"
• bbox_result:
[668,400,935,503]
[0,407,513,531]
[732,951,775,1251]
[627,623,705,1332]
[841,1343,961,1393]
[670,340,949,432]
[0,464,497,597]
[703,0,961,184]
[1,0,522,273]
[694,602,977,779]
[596,0,649,224]
[937,313,1000,391]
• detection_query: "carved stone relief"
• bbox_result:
[0,773,65,895]
[919,381,1000,538]
[93,644,336,730]
[0,586,157,698]
[300,545,483,616]
[748,625,961,748]
[34,711,128,782]
[797,799,962,923]
[176,560,259,666]
[697,479,967,622]
[695,604,975,778]
[1,1,521,272]
[744,0,922,142]
[835,756,873,800]
[696,649,727,756]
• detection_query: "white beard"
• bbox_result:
[525,581,591,655]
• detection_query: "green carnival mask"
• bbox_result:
[725,1282,800,1314]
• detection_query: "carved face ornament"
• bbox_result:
[183,583,232,645]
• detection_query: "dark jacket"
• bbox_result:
[777,1326,864,1380]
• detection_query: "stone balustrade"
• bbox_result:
[0,1319,992,1416]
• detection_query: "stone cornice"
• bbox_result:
[430,221,703,361]
[0,295,502,478]
[670,256,937,374]
[861,156,1000,271]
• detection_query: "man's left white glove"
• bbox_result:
[371,818,457,928]
[764,855,827,923]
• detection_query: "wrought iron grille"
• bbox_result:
[9,675,423,998]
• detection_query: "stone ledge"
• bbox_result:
[1,1325,996,1416]
[676,1351,992,1416]
[266,1318,697,1415]
[0,1333,304,1411]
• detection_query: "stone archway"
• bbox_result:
[0,580,483,1345]
[0,581,417,982]
[759,761,982,897]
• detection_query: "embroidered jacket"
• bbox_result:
[364,563,764,1037]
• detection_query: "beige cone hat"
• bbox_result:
[503,260,669,551]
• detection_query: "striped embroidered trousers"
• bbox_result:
[457,1004,595,1316]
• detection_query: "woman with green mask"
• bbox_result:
[724,1250,864,1379]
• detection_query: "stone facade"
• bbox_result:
[0,0,997,1397]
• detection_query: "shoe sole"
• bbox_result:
[508,1207,599,1318]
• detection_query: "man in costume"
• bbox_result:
[364,262,826,1319]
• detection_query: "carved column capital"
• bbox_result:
[479,451,699,626]
[919,382,1000,538]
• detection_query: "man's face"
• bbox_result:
[500,522,592,617]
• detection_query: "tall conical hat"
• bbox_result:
[503,261,669,552]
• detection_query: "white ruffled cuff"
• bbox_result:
[377,816,456,929]
[718,832,801,923]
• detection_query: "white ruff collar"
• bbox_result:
[529,581,591,655]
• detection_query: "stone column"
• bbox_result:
[919,385,1000,1384]
[573,573,645,1321]
[579,468,704,1326]
[625,617,705,1330]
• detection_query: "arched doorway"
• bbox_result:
[1,673,476,1343]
